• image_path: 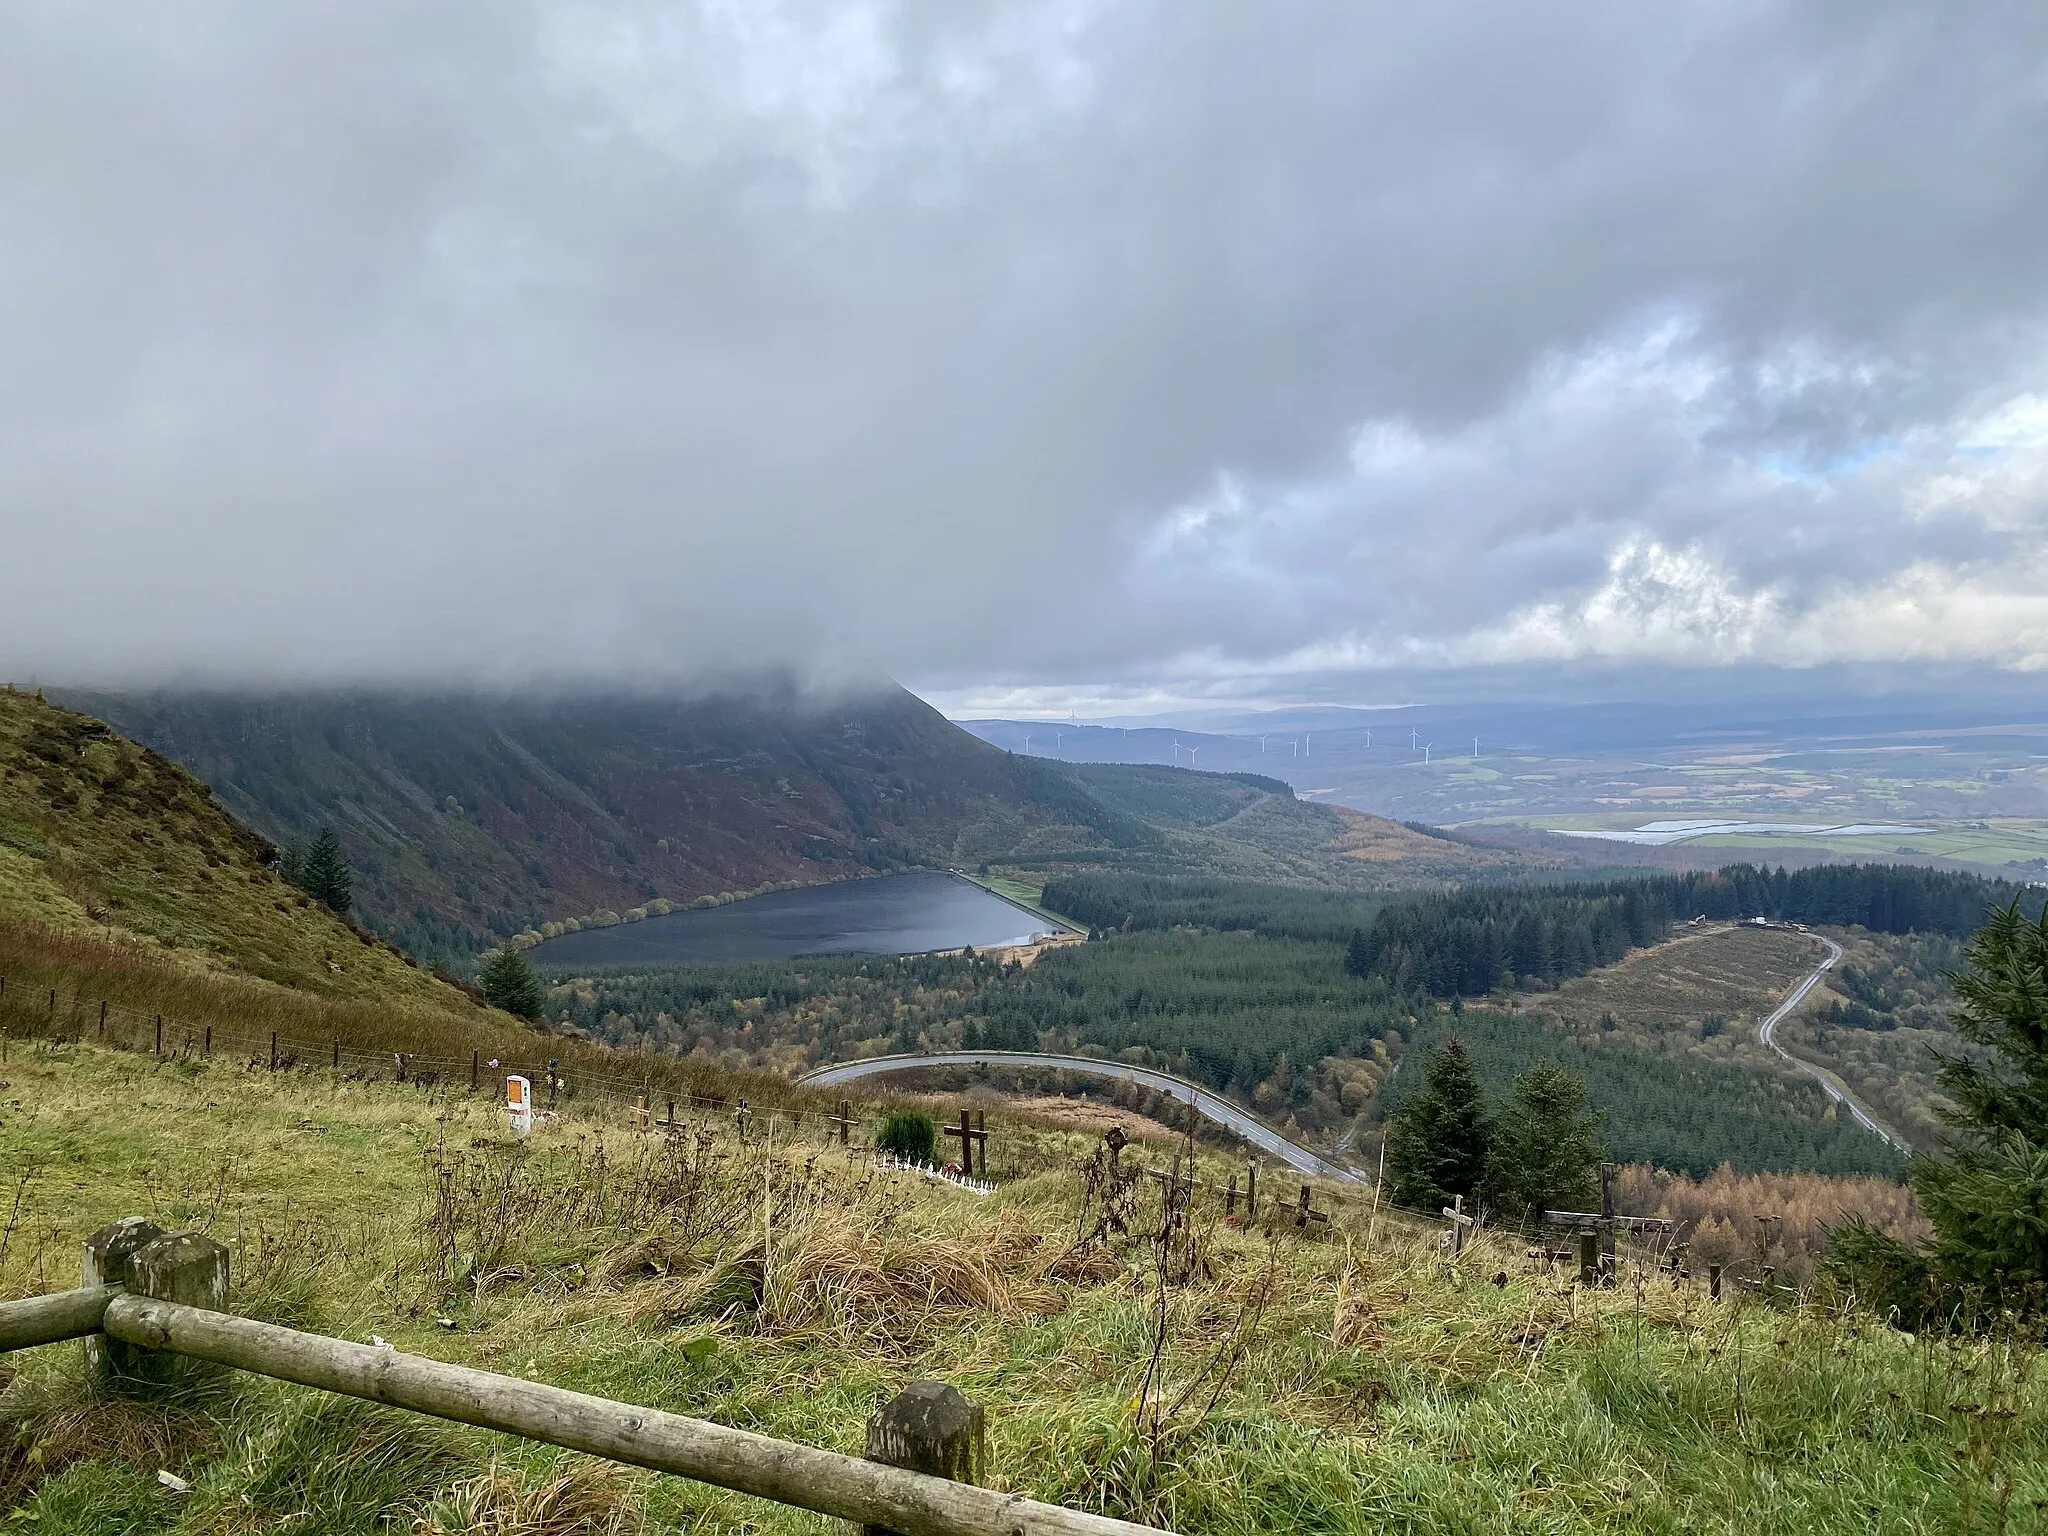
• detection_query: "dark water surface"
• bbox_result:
[528,872,1060,967]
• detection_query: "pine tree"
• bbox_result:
[1483,1062,1605,1223]
[1344,928,1370,978]
[1914,899,2048,1296]
[293,826,353,915]
[1386,1036,1491,1211]
[478,945,546,1021]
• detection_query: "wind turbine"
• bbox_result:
[1022,734,1033,755]
[1409,728,1419,751]
[1187,745,1199,769]
[1472,736,1479,760]
[1259,735,1267,754]
[1056,731,1065,759]
[1304,732,1311,758]
[1424,742,1432,765]
[1365,727,1372,749]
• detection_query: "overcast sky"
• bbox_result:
[5,2,2048,714]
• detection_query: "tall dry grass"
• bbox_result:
[1615,1162,1929,1278]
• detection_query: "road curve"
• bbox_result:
[797,1050,1367,1182]
[1755,931,1910,1151]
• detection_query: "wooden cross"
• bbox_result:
[1441,1193,1476,1258]
[1543,1194,1671,1287]
[943,1109,988,1178]
[1293,1184,1329,1232]
[827,1099,855,1146]
[1146,1162,1195,1211]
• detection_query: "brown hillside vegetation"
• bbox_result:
[62,685,1114,957]
[1521,922,1820,1035]
[1615,1164,1929,1280]
[0,690,846,1121]
[1326,803,1551,880]
[0,687,467,1009]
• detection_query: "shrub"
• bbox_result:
[877,1109,936,1164]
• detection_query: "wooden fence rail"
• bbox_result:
[0,1223,1173,1536]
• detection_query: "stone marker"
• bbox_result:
[81,1217,164,1379]
[859,1380,985,1536]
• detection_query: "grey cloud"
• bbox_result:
[2,1,2046,698]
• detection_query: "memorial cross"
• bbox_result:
[943,1109,989,1178]
[1441,1193,1476,1257]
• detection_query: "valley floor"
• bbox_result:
[0,1043,2040,1534]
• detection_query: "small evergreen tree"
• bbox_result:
[478,945,546,1021]
[1915,899,2048,1297]
[877,1109,936,1163]
[293,826,353,915]
[1483,1062,1605,1223]
[1344,928,1370,978]
[1386,1036,1491,1212]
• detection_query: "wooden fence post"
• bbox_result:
[98,1000,106,1037]
[270,1032,278,1071]
[1708,1262,1723,1301]
[860,1381,984,1536]
[332,1040,340,1071]
[1598,1162,1617,1280]
[154,1015,162,1057]
[203,1025,211,1058]
[120,1231,230,1389]
[471,1051,479,1095]
[1577,1231,1599,1289]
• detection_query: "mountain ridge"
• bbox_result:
[62,683,1538,969]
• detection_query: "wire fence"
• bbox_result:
[0,972,1747,1289]
[0,972,864,1146]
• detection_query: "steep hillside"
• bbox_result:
[65,685,1521,968]
[0,688,473,1009]
[69,683,1063,965]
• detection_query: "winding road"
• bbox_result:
[798,926,1908,1178]
[798,1050,1367,1181]
[1755,930,1911,1151]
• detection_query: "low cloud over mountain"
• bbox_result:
[6,3,2048,705]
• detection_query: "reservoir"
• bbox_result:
[528,871,1066,968]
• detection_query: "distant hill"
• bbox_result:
[62,683,1539,968]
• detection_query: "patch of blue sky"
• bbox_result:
[1759,437,1900,482]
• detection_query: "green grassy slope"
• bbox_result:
[1,1045,2035,1535]
[0,688,472,1009]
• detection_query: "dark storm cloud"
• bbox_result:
[3,1,2046,700]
